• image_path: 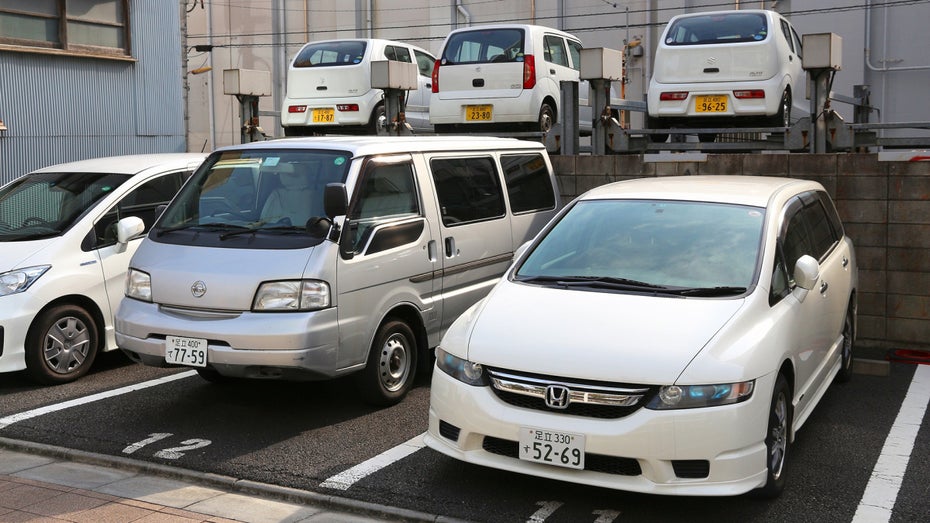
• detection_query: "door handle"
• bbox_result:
[820,281,829,294]
[444,236,456,258]
[842,257,849,268]
[427,240,438,262]
[549,69,556,74]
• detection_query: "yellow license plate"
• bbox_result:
[312,108,335,123]
[695,95,727,113]
[466,105,493,121]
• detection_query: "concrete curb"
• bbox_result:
[0,436,470,523]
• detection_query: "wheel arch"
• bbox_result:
[26,294,107,354]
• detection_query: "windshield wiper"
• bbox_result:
[516,275,669,291]
[156,222,249,237]
[672,286,748,297]
[219,224,309,240]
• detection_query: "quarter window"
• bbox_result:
[384,45,411,63]
[430,157,505,226]
[543,35,568,67]
[0,0,130,58]
[500,154,555,214]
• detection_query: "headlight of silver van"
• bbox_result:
[253,280,330,311]
[126,268,152,302]
[0,265,50,297]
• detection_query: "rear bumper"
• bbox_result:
[281,91,381,128]
[647,76,786,119]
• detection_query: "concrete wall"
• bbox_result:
[550,153,930,350]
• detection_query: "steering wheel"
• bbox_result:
[22,216,51,227]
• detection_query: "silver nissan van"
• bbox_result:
[115,136,560,405]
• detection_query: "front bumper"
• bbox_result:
[425,368,775,496]
[0,291,43,373]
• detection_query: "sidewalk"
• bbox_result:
[0,441,431,523]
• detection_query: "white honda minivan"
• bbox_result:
[647,10,807,142]
[281,38,436,135]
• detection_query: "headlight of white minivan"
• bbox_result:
[435,348,485,386]
[0,265,51,297]
[126,268,152,302]
[646,381,755,410]
[252,280,330,311]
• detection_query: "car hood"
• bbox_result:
[465,280,746,384]
[0,238,58,272]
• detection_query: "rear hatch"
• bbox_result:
[286,40,373,100]
[437,27,527,100]
[653,12,778,84]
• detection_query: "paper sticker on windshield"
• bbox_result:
[264,157,281,167]
[334,157,346,166]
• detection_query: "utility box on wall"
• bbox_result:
[370,60,417,90]
[579,48,624,81]
[223,69,272,96]
[803,33,843,71]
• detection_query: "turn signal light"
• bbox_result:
[733,90,765,99]
[432,59,441,93]
[288,105,307,113]
[336,104,359,111]
[659,92,688,101]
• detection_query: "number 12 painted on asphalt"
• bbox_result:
[122,433,212,460]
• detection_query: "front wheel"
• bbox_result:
[755,374,792,498]
[357,319,418,407]
[25,305,99,384]
[836,306,856,383]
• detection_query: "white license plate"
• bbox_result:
[518,427,585,469]
[165,336,208,367]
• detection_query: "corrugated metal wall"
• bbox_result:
[0,0,186,185]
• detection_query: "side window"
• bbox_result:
[92,171,189,249]
[543,35,568,67]
[780,20,795,53]
[791,27,803,58]
[430,157,505,227]
[413,49,435,77]
[781,201,811,281]
[346,161,420,254]
[384,45,411,63]
[770,245,791,305]
[801,193,839,260]
[500,154,556,214]
[567,40,583,71]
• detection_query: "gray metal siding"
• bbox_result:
[0,0,185,185]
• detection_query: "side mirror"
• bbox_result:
[793,254,820,291]
[116,216,145,250]
[324,183,348,219]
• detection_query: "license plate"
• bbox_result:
[695,95,727,113]
[518,427,585,470]
[165,336,207,367]
[465,105,493,121]
[312,108,335,123]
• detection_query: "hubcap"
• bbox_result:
[379,333,410,392]
[769,391,788,480]
[44,316,91,375]
[539,109,553,133]
[842,315,853,370]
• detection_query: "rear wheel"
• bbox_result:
[770,89,791,128]
[538,103,555,134]
[698,133,717,143]
[25,305,99,384]
[357,319,418,407]
[368,103,386,135]
[646,116,669,143]
[756,373,791,498]
[836,306,856,383]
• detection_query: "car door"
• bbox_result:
[778,17,806,119]
[405,48,436,130]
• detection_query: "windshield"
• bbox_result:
[154,149,350,248]
[515,199,765,292]
[665,12,768,46]
[0,172,129,241]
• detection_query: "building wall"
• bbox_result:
[0,0,186,184]
[552,153,930,350]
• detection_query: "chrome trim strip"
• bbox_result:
[488,371,647,407]
[488,369,650,395]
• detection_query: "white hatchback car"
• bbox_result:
[0,153,205,384]
[647,10,807,141]
[281,38,436,135]
[425,175,857,497]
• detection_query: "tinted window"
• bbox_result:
[543,35,568,66]
[501,154,555,214]
[384,45,411,63]
[414,49,435,76]
[293,41,367,67]
[791,27,803,58]
[441,28,525,64]
[567,39,583,70]
[665,12,768,45]
[430,157,505,226]
[92,171,189,249]
[780,191,840,271]
[346,161,420,254]
[779,20,795,53]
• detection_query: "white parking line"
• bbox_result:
[0,370,197,430]
[853,364,930,522]
[320,432,426,490]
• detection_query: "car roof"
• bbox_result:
[217,136,547,157]
[29,153,208,176]
[446,23,581,41]
[669,9,779,20]
[297,38,431,54]
[579,175,822,208]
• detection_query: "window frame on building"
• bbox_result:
[0,0,132,60]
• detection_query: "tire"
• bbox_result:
[196,367,233,384]
[357,319,418,407]
[646,116,668,143]
[836,306,856,383]
[770,89,791,128]
[698,133,717,143]
[368,104,386,135]
[25,305,99,384]
[538,103,555,134]
[756,373,792,498]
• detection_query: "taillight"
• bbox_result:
[288,105,307,113]
[336,104,359,111]
[523,54,536,89]
[733,89,765,99]
[659,92,688,101]
[431,59,440,93]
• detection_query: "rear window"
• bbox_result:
[441,28,525,65]
[293,41,367,67]
[664,12,768,46]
